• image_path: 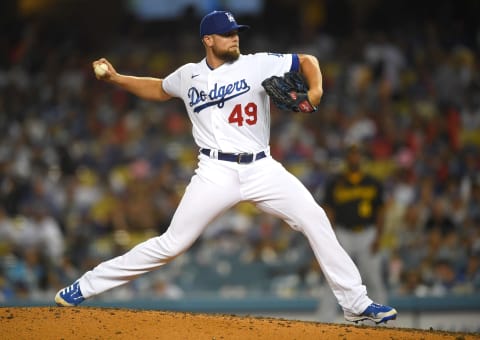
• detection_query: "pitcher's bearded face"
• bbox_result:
[212,45,240,62]
[210,30,240,62]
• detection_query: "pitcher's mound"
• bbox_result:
[1,307,477,339]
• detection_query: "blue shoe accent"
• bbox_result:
[344,303,397,324]
[55,281,85,307]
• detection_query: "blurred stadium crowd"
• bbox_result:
[0,0,479,303]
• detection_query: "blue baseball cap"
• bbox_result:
[200,11,249,37]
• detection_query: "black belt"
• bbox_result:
[200,149,267,164]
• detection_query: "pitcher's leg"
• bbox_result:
[249,161,371,314]
[259,199,372,313]
[79,172,241,298]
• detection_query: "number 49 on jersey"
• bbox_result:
[228,103,257,126]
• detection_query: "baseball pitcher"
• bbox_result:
[55,10,397,324]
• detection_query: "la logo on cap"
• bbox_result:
[226,12,235,22]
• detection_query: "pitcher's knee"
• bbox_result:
[298,205,330,225]
[151,233,192,260]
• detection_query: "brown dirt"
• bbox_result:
[1,307,478,340]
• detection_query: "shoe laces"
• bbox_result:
[63,282,79,295]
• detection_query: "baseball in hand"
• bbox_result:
[94,63,109,77]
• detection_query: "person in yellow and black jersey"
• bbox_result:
[323,143,387,304]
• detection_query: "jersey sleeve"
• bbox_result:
[257,53,299,79]
[162,64,190,98]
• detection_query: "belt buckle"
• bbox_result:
[237,153,251,164]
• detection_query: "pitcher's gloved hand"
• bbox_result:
[261,71,317,113]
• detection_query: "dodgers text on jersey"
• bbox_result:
[188,79,251,113]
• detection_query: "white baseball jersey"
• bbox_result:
[162,53,298,153]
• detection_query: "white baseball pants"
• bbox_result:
[79,154,372,314]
